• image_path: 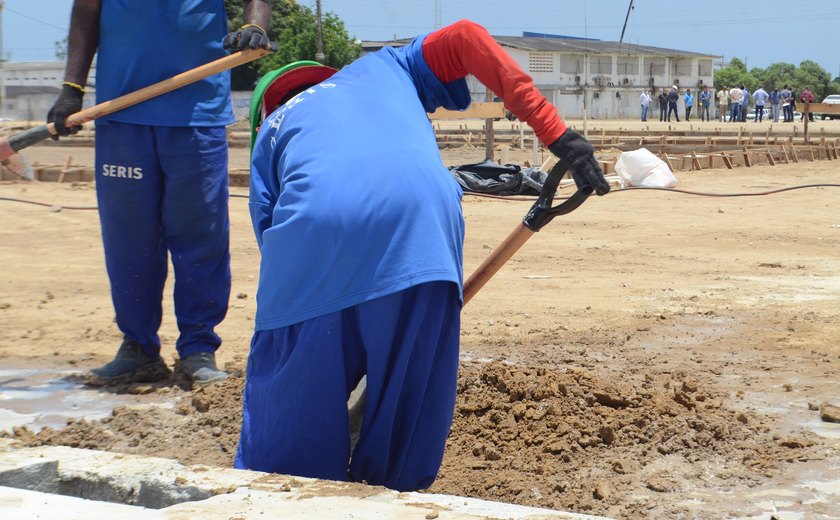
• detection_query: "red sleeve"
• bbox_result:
[421,20,567,145]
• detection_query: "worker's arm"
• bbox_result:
[224,0,273,50]
[421,20,609,195]
[47,0,101,136]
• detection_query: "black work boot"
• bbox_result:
[178,352,228,385]
[86,339,170,385]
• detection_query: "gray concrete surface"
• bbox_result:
[0,439,609,519]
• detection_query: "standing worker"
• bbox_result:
[752,86,769,122]
[640,89,651,122]
[698,85,712,122]
[769,87,781,123]
[800,86,815,121]
[683,88,694,122]
[717,85,729,122]
[781,85,793,122]
[740,85,750,122]
[47,0,274,385]
[667,85,680,122]
[729,85,743,123]
[657,88,669,122]
[235,19,610,492]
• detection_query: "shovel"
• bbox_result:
[0,47,273,179]
[348,161,593,446]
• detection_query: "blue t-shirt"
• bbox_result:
[96,0,233,126]
[249,35,471,330]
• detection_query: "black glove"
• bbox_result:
[223,23,271,50]
[47,84,85,139]
[548,129,610,195]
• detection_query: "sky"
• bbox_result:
[3,0,839,78]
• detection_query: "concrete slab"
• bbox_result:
[0,485,161,519]
[0,440,609,519]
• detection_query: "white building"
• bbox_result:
[0,61,98,121]
[0,61,260,123]
[1,33,718,122]
[363,34,719,119]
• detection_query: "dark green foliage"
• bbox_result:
[715,58,838,99]
[224,0,360,90]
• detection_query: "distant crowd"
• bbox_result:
[638,85,817,123]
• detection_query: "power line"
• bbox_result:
[4,5,67,32]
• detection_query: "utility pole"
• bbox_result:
[434,0,441,30]
[315,0,325,63]
[618,0,634,44]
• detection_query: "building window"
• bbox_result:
[593,56,612,74]
[671,58,691,76]
[528,52,554,73]
[643,58,665,76]
[698,59,712,76]
[559,54,584,74]
[617,57,638,76]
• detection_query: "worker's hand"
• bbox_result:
[223,23,271,50]
[548,129,610,195]
[47,84,85,139]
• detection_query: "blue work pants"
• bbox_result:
[95,122,231,358]
[235,281,461,492]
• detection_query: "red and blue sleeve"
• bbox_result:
[421,20,567,146]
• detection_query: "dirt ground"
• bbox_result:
[1,122,840,518]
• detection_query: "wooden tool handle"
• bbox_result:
[462,224,535,305]
[61,47,272,130]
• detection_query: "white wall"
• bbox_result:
[465,47,715,120]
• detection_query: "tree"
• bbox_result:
[757,62,796,90]
[793,60,831,100]
[715,59,835,100]
[714,57,749,90]
[224,0,360,90]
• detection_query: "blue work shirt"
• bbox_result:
[96,0,233,127]
[249,35,470,330]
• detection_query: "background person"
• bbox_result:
[800,86,815,121]
[699,85,712,122]
[658,88,668,121]
[47,0,274,385]
[683,88,694,121]
[717,85,729,122]
[769,87,781,122]
[740,85,750,122]
[729,85,743,122]
[752,86,769,122]
[667,85,680,122]
[640,89,651,122]
[781,85,793,122]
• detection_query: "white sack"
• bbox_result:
[614,148,677,188]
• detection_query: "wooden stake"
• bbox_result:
[58,155,73,184]
[780,144,790,164]
[690,150,702,171]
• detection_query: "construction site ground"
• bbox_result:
[1,118,840,519]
